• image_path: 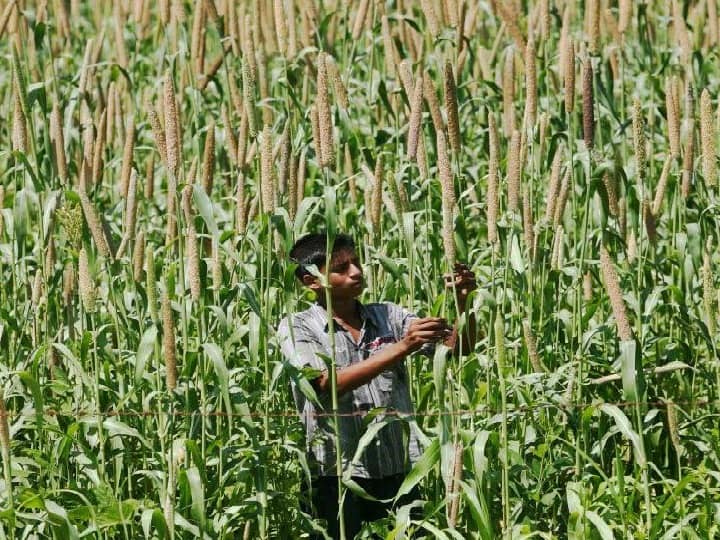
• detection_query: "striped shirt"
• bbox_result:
[277,301,430,479]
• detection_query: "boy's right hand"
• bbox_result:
[401,318,452,353]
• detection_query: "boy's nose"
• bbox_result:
[348,263,362,278]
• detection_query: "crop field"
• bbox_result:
[1,0,720,538]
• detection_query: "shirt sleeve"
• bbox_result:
[390,303,436,358]
[277,316,328,373]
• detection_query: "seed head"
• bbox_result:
[524,32,537,126]
[502,48,515,137]
[583,271,593,301]
[78,190,113,260]
[119,117,136,198]
[116,167,139,259]
[260,124,275,214]
[420,0,439,37]
[602,172,619,217]
[618,0,631,34]
[162,290,177,391]
[241,58,257,138]
[398,59,414,98]
[133,230,145,282]
[50,102,68,183]
[163,73,180,176]
[62,262,75,306]
[424,73,444,134]
[407,73,424,160]
[564,38,575,113]
[582,58,594,149]
[273,0,288,55]
[682,119,695,197]
[599,245,634,341]
[78,247,97,313]
[148,107,168,169]
[522,319,545,373]
[554,170,571,227]
[643,198,657,245]
[325,55,348,110]
[201,119,216,195]
[587,0,600,55]
[703,250,716,334]
[11,85,27,153]
[437,131,456,268]
[310,104,321,166]
[551,225,564,270]
[145,154,155,200]
[666,401,682,456]
[92,109,107,188]
[652,155,673,216]
[633,98,647,183]
[351,0,371,40]
[626,228,637,264]
[236,171,247,234]
[186,224,200,302]
[381,15,398,75]
[487,115,499,244]
[507,130,521,212]
[700,89,717,187]
[444,61,461,153]
[545,146,563,222]
[316,52,334,168]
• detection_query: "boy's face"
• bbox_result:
[304,248,365,299]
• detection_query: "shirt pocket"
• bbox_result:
[362,332,397,358]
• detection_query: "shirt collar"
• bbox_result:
[314,300,379,331]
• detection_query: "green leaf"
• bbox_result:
[192,184,218,238]
[134,325,158,384]
[598,404,646,467]
[586,511,615,540]
[101,419,151,448]
[343,417,395,486]
[619,339,643,401]
[203,342,231,415]
[395,438,440,501]
[186,466,206,526]
[650,472,696,538]
[18,371,43,426]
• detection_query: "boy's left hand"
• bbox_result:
[444,263,477,309]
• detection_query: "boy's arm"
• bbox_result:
[314,318,448,396]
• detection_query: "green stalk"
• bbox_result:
[495,311,510,539]
[322,192,346,540]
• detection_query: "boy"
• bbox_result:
[277,232,476,539]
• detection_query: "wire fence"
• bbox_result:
[2,398,718,420]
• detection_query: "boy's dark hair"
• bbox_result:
[290,232,356,279]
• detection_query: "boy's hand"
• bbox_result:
[401,317,452,353]
[444,263,477,309]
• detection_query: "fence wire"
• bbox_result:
[1,398,718,420]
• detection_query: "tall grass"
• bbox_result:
[0,1,718,538]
